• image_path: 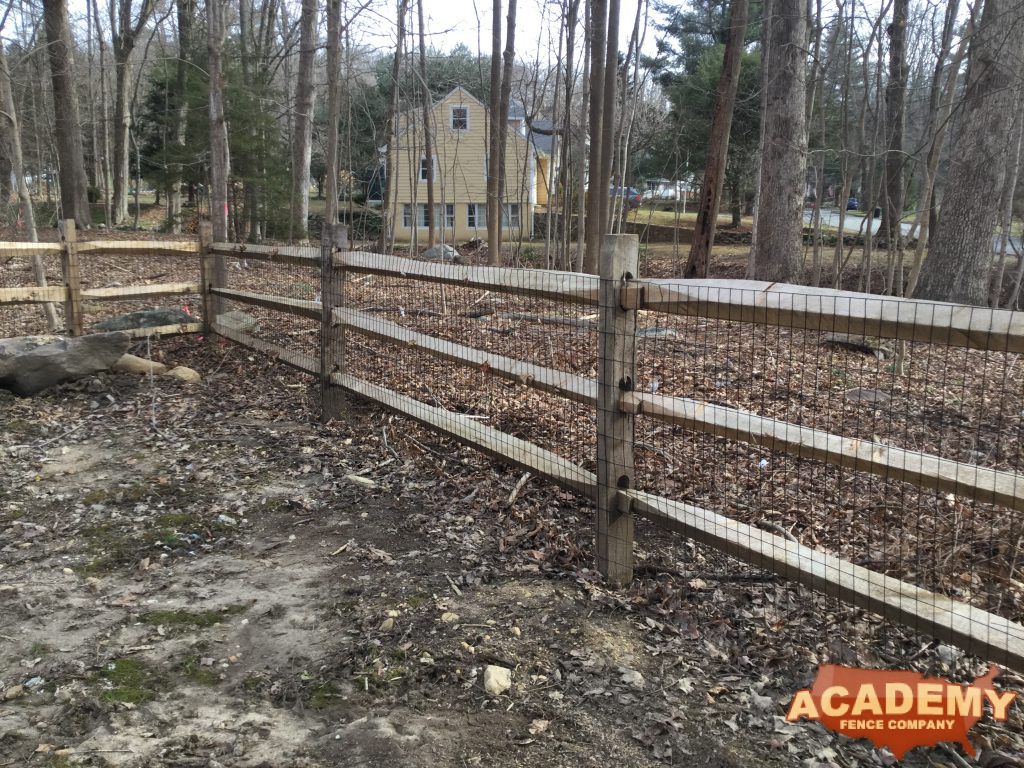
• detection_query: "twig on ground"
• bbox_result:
[444,573,463,596]
[506,472,532,506]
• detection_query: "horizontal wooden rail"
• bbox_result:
[0,286,66,304]
[624,488,1024,670]
[83,282,201,301]
[623,391,1024,513]
[622,279,1024,353]
[336,251,601,305]
[211,322,319,375]
[77,240,197,256]
[210,242,321,267]
[122,322,202,338]
[209,287,320,320]
[0,242,62,258]
[335,307,596,405]
[332,373,597,499]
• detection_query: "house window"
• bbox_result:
[417,204,430,227]
[450,106,469,131]
[502,203,521,229]
[419,155,436,182]
[402,204,413,228]
[467,203,486,229]
[444,204,455,228]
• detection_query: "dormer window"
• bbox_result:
[450,106,469,131]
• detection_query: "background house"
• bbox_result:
[386,86,550,244]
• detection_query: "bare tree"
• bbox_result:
[167,0,195,233]
[881,0,908,293]
[207,0,229,241]
[416,0,435,248]
[378,0,408,252]
[110,0,158,225]
[747,0,806,282]
[42,0,92,228]
[684,0,749,279]
[486,0,503,264]
[0,34,59,329]
[290,0,317,240]
[915,0,1024,304]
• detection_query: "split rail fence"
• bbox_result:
[0,221,202,337]
[5,222,1024,673]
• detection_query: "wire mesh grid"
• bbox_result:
[77,245,203,332]
[339,264,599,474]
[631,283,1024,670]
[210,244,322,377]
[0,249,64,336]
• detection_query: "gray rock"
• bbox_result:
[94,308,193,332]
[215,310,260,334]
[844,387,891,404]
[638,327,679,339]
[0,332,130,396]
[824,332,892,360]
[422,244,460,262]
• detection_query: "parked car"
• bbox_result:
[611,186,643,210]
[847,197,859,210]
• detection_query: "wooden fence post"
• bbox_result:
[596,233,639,586]
[198,220,214,335]
[321,223,349,422]
[60,219,82,336]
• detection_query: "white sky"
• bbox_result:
[352,0,662,64]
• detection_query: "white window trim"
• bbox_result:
[419,155,438,183]
[450,105,470,132]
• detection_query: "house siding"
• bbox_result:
[389,87,537,243]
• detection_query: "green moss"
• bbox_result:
[29,641,52,657]
[82,489,111,505]
[98,658,163,704]
[139,604,248,630]
[307,681,341,709]
[181,656,220,687]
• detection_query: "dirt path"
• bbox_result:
[0,338,1016,767]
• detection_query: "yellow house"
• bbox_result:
[386,86,551,244]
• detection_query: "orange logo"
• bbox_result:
[786,664,1017,759]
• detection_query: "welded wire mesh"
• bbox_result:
[0,247,64,337]
[209,243,322,377]
[631,282,1024,669]
[339,258,598,475]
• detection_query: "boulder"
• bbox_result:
[113,354,168,375]
[164,366,202,384]
[94,308,193,332]
[0,332,130,396]
[215,310,260,334]
[422,244,460,262]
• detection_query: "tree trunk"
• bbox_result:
[378,0,408,253]
[881,0,907,294]
[42,0,92,229]
[324,0,342,224]
[684,0,748,279]
[486,0,503,264]
[582,0,607,274]
[748,0,806,282]
[207,0,229,241]
[168,0,194,234]
[497,0,518,247]
[0,39,59,330]
[914,0,1024,304]
[417,0,435,248]
[110,0,157,225]
[290,0,317,241]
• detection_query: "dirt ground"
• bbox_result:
[2,293,1024,766]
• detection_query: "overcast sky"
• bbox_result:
[353,0,662,64]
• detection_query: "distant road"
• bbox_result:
[803,208,1021,255]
